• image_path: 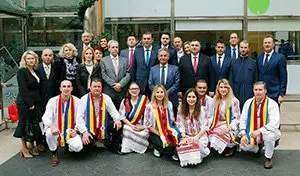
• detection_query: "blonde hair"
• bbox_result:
[151,85,169,109]
[19,50,39,69]
[58,43,78,58]
[82,47,94,63]
[214,79,235,109]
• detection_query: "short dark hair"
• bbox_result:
[128,33,137,39]
[216,39,225,45]
[143,32,153,38]
[160,32,171,39]
[90,78,102,85]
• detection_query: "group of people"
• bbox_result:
[13,31,287,169]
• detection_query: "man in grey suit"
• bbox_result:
[149,48,180,117]
[100,40,131,109]
[120,34,137,71]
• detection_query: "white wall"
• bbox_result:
[287,65,300,94]
[104,0,170,17]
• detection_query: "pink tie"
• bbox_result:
[129,49,134,70]
[193,56,197,73]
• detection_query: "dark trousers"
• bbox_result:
[149,133,175,154]
[83,118,122,153]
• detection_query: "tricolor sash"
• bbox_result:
[201,96,207,106]
[246,96,269,145]
[86,93,109,140]
[154,107,180,148]
[210,104,235,142]
[125,95,148,125]
[58,95,75,147]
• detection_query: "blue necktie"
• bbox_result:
[161,65,165,85]
[264,54,270,69]
[232,48,236,59]
[217,56,222,71]
[145,49,150,66]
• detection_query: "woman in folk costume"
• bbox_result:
[144,85,180,160]
[176,88,210,167]
[119,82,150,153]
[209,79,240,156]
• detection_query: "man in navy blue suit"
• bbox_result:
[131,32,158,96]
[120,34,137,71]
[225,32,240,60]
[157,32,178,65]
[149,48,180,117]
[211,39,232,86]
[257,35,287,105]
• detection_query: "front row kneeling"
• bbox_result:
[42,80,280,169]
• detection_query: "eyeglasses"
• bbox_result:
[129,87,139,90]
[62,85,72,88]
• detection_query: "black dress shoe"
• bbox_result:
[264,157,273,169]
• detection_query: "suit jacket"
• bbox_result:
[120,48,135,70]
[149,64,180,107]
[179,53,216,93]
[211,55,232,83]
[225,46,240,59]
[36,63,56,107]
[76,63,101,97]
[156,45,178,65]
[16,68,42,106]
[257,51,287,98]
[100,55,131,105]
[131,47,158,94]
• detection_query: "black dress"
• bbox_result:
[13,68,43,139]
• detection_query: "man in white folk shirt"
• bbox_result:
[76,78,123,154]
[239,81,281,169]
[42,80,82,166]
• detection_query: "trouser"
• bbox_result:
[240,130,280,158]
[45,128,82,152]
[149,133,176,154]
[83,118,123,153]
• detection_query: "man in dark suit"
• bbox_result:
[157,32,178,65]
[173,36,184,64]
[36,48,56,108]
[225,32,240,60]
[77,32,93,63]
[257,35,287,106]
[211,39,232,86]
[149,48,180,116]
[120,34,137,71]
[131,32,158,96]
[179,40,215,96]
[100,40,131,109]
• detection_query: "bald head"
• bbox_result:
[42,48,53,65]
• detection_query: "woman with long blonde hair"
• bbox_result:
[176,88,210,167]
[209,79,240,156]
[144,85,180,160]
[76,47,101,97]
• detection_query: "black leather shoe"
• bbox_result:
[264,157,273,169]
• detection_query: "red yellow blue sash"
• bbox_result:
[246,96,269,145]
[154,107,180,148]
[210,104,235,142]
[125,95,148,125]
[86,93,108,140]
[201,96,207,106]
[57,95,75,147]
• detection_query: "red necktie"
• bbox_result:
[129,49,133,70]
[193,56,197,73]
